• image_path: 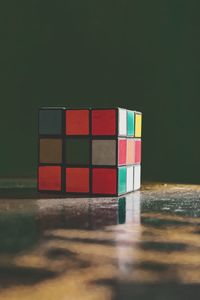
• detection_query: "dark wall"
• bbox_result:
[1,0,199,182]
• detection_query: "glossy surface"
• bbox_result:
[0,182,200,300]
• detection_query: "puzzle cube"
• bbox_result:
[38,107,142,196]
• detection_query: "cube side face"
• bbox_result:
[66,109,90,136]
[91,109,117,136]
[39,109,63,136]
[118,198,126,224]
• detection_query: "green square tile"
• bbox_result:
[65,138,90,165]
[118,167,127,194]
[127,111,135,136]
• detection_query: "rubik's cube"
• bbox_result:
[38,108,142,196]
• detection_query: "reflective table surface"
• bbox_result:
[0,182,200,300]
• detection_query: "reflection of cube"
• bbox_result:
[38,107,142,195]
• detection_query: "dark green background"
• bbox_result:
[1,1,199,183]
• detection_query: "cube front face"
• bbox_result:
[38,107,142,195]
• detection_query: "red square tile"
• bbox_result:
[92,168,117,194]
[135,140,142,163]
[66,110,89,135]
[118,139,127,165]
[92,109,116,136]
[38,166,62,191]
[66,168,89,193]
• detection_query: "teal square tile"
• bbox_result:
[127,111,135,136]
[118,167,127,194]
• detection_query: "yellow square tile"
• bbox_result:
[135,113,142,137]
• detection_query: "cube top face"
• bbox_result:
[39,109,64,136]
[66,109,89,136]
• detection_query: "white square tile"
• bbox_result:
[133,165,141,190]
[118,108,127,136]
[126,166,133,192]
